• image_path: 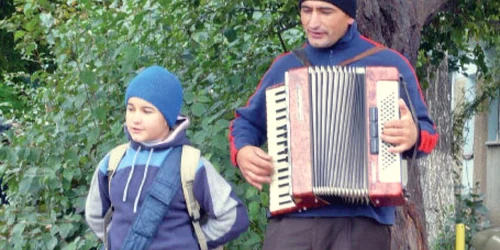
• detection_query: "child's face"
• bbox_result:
[126,97,170,143]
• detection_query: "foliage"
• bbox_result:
[0,0,498,249]
[0,0,302,249]
[432,183,490,250]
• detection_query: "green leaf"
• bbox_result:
[191,103,206,117]
[14,30,26,41]
[80,70,97,85]
[184,91,195,104]
[223,28,237,42]
[123,46,140,66]
[18,177,33,194]
[40,12,55,29]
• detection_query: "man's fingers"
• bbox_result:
[241,168,271,190]
[253,147,273,161]
[387,144,408,153]
[237,145,274,190]
[399,99,411,117]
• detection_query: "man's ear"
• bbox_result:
[348,18,355,25]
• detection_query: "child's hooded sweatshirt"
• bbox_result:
[86,116,249,249]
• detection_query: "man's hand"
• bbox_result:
[381,99,418,153]
[236,146,274,190]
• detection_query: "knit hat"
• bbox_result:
[299,0,357,19]
[125,65,183,127]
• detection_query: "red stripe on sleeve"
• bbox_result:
[228,120,239,166]
[418,130,439,153]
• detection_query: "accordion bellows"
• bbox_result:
[266,66,406,216]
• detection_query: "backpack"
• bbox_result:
[103,143,211,250]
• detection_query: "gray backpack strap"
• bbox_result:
[103,143,129,250]
[181,145,210,250]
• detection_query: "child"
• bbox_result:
[85,65,249,250]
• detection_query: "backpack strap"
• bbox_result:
[181,145,209,250]
[107,143,129,196]
[103,142,129,250]
[121,146,183,250]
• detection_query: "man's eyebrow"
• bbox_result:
[317,6,335,11]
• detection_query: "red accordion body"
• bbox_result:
[266,66,406,216]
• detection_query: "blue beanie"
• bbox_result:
[125,66,183,127]
[299,0,357,19]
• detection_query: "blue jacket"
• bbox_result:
[86,116,249,249]
[229,22,438,225]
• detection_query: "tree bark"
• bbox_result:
[357,1,453,249]
[420,57,456,247]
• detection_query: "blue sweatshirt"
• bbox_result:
[229,22,438,225]
[86,116,249,249]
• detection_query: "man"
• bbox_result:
[229,0,438,249]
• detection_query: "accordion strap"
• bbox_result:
[339,46,386,66]
[292,46,386,67]
[291,48,312,67]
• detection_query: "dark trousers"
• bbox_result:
[262,217,391,250]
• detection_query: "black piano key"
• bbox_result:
[278,148,288,155]
[277,168,288,173]
[276,98,286,103]
[279,200,293,206]
[277,157,288,163]
[278,175,289,180]
[277,132,287,139]
[276,107,286,113]
[278,183,289,188]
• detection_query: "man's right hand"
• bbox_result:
[236,146,274,190]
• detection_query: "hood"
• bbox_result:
[124,115,192,151]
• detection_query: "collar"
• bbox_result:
[305,22,359,55]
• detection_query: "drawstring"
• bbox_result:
[133,148,154,213]
[123,146,141,202]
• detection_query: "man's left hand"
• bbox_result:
[381,99,418,153]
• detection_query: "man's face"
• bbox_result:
[300,0,354,48]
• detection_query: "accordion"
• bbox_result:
[265,66,407,216]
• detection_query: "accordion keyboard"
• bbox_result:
[266,85,297,215]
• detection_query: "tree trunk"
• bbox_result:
[357,1,453,249]
[420,57,456,247]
